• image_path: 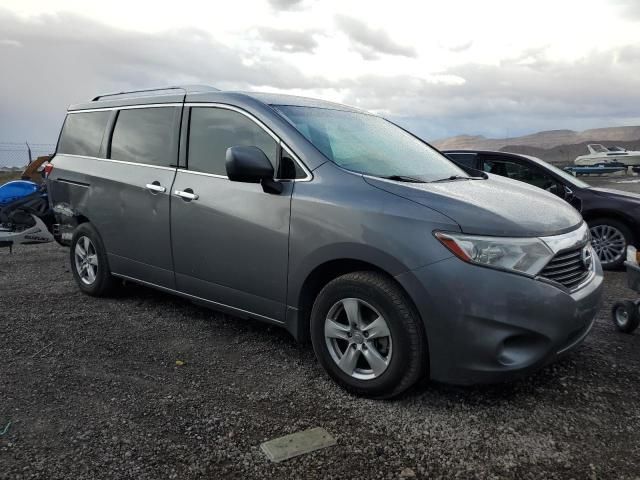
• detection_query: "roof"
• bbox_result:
[69,85,367,114]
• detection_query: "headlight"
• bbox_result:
[435,231,554,276]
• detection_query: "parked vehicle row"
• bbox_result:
[45,86,603,398]
[444,150,640,270]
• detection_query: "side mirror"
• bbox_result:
[547,183,569,199]
[226,146,274,182]
[563,185,574,201]
[226,146,283,193]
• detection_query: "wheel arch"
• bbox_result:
[583,210,638,244]
[286,255,423,345]
[52,202,92,246]
[75,214,90,225]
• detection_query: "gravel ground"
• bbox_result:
[1,246,639,479]
[2,175,640,480]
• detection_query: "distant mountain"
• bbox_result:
[433,126,640,165]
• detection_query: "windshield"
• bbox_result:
[274,105,466,181]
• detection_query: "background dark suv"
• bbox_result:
[444,150,640,269]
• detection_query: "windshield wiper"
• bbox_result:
[431,175,483,183]
[381,175,426,183]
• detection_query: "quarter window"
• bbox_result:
[279,149,307,179]
[110,107,179,167]
[188,107,277,176]
[57,111,110,157]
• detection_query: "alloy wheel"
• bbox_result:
[324,298,392,380]
[74,236,99,285]
[590,224,626,266]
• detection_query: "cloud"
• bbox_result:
[256,27,318,53]
[0,39,21,47]
[1,7,639,146]
[340,46,640,140]
[0,8,329,142]
[446,41,473,53]
[618,44,640,63]
[614,0,640,20]
[267,0,305,11]
[351,43,382,61]
[334,15,417,59]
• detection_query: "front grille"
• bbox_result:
[540,246,590,290]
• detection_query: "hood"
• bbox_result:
[589,187,640,202]
[365,174,583,237]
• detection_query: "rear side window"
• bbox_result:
[57,111,110,157]
[110,107,179,167]
[188,107,277,176]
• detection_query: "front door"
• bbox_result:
[170,106,293,322]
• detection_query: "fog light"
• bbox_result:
[497,333,549,367]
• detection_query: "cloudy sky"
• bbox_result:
[1,0,639,144]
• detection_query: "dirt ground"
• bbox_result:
[1,175,639,479]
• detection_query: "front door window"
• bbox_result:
[483,159,561,194]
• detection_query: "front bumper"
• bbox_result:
[396,256,604,385]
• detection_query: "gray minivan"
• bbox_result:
[48,85,603,398]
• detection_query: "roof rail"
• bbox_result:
[91,85,220,101]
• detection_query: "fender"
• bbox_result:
[286,242,413,309]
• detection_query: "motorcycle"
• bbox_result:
[0,179,55,252]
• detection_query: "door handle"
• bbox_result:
[174,189,199,201]
[145,183,166,193]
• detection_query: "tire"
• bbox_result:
[588,218,634,270]
[70,223,116,297]
[310,271,427,399]
[611,300,640,333]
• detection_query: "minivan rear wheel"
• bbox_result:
[70,223,116,297]
[310,271,427,399]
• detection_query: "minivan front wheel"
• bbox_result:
[310,271,427,398]
[70,223,116,296]
[325,298,393,380]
